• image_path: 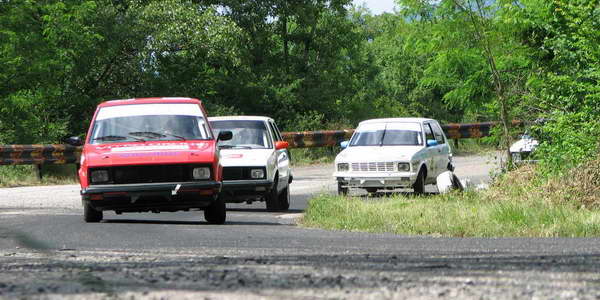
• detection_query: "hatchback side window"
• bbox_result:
[269,121,283,141]
[431,122,446,144]
[424,123,435,141]
[267,122,280,142]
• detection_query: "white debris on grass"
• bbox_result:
[436,171,464,194]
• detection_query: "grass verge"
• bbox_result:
[290,147,338,166]
[302,163,600,237]
[450,138,497,156]
[0,165,78,187]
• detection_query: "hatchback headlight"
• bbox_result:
[90,170,109,183]
[250,168,265,179]
[397,162,410,172]
[337,163,349,172]
[192,167,211,180]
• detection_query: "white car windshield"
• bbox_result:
[210,120,272,149]
[350,122,423,146]
[90,103,211,144]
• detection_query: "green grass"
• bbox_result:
[290,147,338,166]
[450,138,497,156]
[302,190,600,237]
[0,164,78,187]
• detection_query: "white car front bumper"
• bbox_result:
[333,171,418,188]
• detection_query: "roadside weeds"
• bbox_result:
[302,161,600,237]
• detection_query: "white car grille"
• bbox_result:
[351,162,395,172]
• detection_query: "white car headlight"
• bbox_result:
[250,169,265,179]
[337,163,349,172]
[397,162,410,172]
[192,167,211,180]
[90,170,109,183]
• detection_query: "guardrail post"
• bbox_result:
[35,164,43,181]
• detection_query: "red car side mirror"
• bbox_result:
[275,141,289,150]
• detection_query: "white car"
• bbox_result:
[209,116,292,211]
[333,118,453,195]
[510,133,539,162]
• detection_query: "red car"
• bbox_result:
[67,97,232,224]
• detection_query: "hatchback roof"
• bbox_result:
[98,97,201,107]
[208,116,274,122]
[358,118,434,125]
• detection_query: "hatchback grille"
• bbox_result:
[351,162,395,172]
[89,164,208,185]
[222,167,266,180]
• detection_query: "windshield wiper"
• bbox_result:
[219,145,253,149]
[129,131,186,141]
[93,135,145,142]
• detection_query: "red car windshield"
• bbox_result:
[90,104,211,144]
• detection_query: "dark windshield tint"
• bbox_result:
[211,120,272,149]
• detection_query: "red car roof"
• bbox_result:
[97,97,202,107]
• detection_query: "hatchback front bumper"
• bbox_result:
[81,181,221,212]
[220,179,275,203]
[334,172,418,188]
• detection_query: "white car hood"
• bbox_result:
[219,148,273,167]
[336,146,423,162]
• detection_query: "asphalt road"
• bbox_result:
[2,153,600,299]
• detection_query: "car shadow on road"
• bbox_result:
[226,208,304,214]
[100,219,283,226]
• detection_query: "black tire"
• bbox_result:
[83,202,103,223]
[337,182,348,196]
[266,178,281,212]
[278,186,290,211]
[204,196,226,224]
[451,173,463,191]
[413,168,426,195]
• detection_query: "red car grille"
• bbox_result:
[89,164,209,185]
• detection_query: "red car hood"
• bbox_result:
[83,141,216,167]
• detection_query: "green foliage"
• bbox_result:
[508,0,600,173]
[0,90,67,144]
[534,112,600,174]
[0,0,598,178]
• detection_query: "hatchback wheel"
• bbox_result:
[83,202,103,223]
[278,186,290,211]
[266,179,282,211]
[204,196,226,224]
[413,168,426,195]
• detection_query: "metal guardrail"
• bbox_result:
[282,121,521,148]
[0,121,518,166]
[0,144,81,166]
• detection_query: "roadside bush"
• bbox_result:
[0,91,68,144]
[533,112,600,176]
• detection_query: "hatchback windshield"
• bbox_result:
[350,122,423,146]
[210,120,272,149]
[90,103,211,144]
